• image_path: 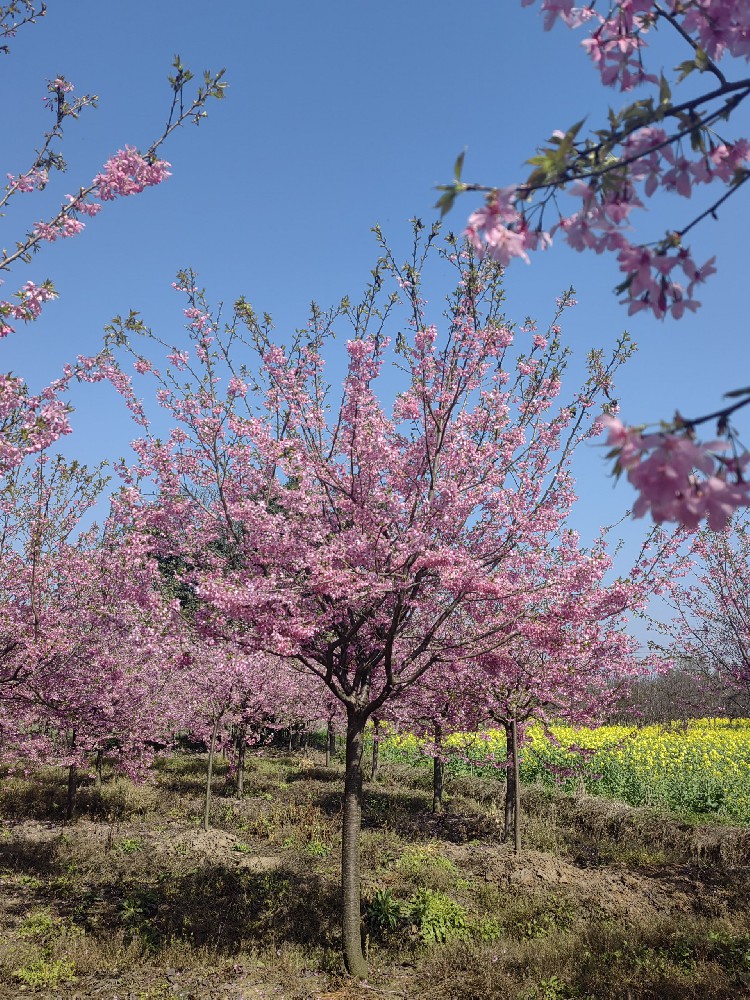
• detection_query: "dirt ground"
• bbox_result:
[0,760,748,999]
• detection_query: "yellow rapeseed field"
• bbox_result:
[377,718,750,822]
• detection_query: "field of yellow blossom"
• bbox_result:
[377,718,750,823]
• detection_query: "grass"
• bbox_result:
[0,747,748,997]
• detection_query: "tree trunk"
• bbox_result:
[95,748,104,790]
[511,715,521,855]
[341,707,367,978]
[326,718,335,767]
[235,725,246,799]
[65,763,78,822]
[203,715,220,832]
[432,721,444,813]
[370,717,381,780]
[65,729,77,822]
[503,720,515,843]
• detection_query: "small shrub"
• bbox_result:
[395,845,459,891]
[18,910,59,941]
[525,976,588,1000]
[514,897,576,940]
[471,915,504,942]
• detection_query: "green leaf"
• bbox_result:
[675,58,698,83]
[453,148,466,182]
[434,188,457,217]
[689,125,707,154]
[658,74,671,107]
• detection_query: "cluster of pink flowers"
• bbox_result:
[0,280,57,335]
[524,1,750,88]
[5,168,48,194]
[41,75,75,111]
[602,416,750,531]
[32,216,85,242]
[466,3,750,320]
[466,190,551,267]
[469,140,732,319]
[93,146,171,201]
[0,375,73,471]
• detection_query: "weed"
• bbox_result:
[233,841,254,853]
[15,873,44,889]
[515,897,576,940]
[525,975,589,1000]
[18,909,59,941]
[305,839,330,858]
[119,888,160,950]
[117,836,144,854]
[409,888,469,944]
[366,888,402,932]
[13,956,76,988]
[17,908,82,945]
[395,845,459,891]
[471,915,504,942]
[706,929,750,972]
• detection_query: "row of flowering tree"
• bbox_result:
[97,223,683,976]
[0,449,319,818]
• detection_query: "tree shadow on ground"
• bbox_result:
[1,831,341,953]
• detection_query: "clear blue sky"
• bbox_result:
[5,1,750,631]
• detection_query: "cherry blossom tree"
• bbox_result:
[0,456,190,816]
[473,579,657,853]
[438,1,750,531]
[390,526,678,843]
[105,225,637,976]
[657,510,750,711]
[0,4,225,472]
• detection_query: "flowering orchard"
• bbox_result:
[440,1,750,531]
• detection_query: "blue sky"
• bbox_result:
[5,0,750,632]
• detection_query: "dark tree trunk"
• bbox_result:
[65,763,78,822]
[95,748,104,790]
[341,707,367,978]
[432,722,444,813]
[511,715,521,855]
[370,717,381,780]
[502,720,515,843]
[203,715,220,832]
[502,717,522,854]
[235,725,247,798]
[326,718,335,767]
[65,730,78,822]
